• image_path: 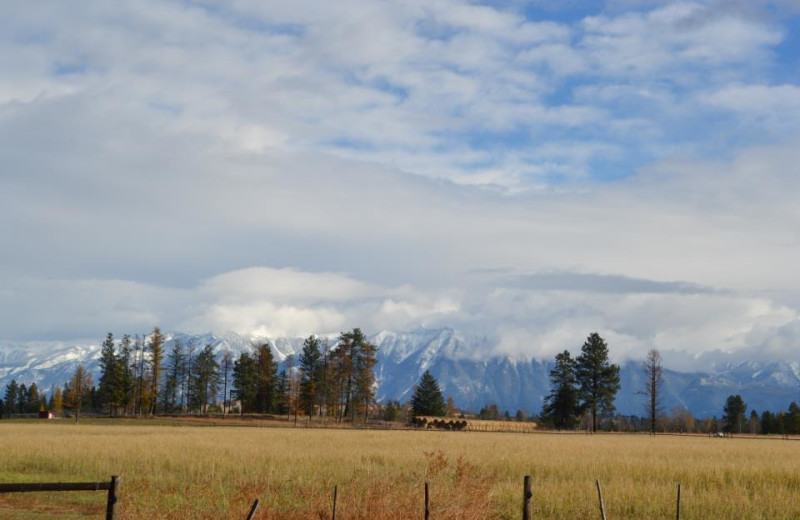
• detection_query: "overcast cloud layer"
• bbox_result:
[2,0,800,370]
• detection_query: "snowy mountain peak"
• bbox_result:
[1,329,799,417]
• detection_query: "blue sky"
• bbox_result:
[2,0,800,369]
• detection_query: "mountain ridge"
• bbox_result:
[1,328,798,418]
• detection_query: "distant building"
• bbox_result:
[38,410,55,419]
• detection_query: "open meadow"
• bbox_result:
[1,420,799,520]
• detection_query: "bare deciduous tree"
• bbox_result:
[642,349,663,434]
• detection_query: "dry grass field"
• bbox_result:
[1,420,799,520]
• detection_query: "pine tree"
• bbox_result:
[411,370,446,417]
[353,332,377,422]
[233,351,258,414]
[189,344,220,413]
[220,349,233,417]
[276,369,290,416]
[17,383,27,414]
[787,402,800,435]
[542,350,579,429]
[575,333,620,432]
[254,343,277,414]
[26,383,40,413]
[722,395,747,433]
[329,329,378,422]
[98,332,118,416]
[4,380,19,415]
[383,400,399,422]
[299,335,322,417]
[118,334,134,415]
[147,327,165,416]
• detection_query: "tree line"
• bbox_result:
[0,326,379,422]
[3,328,800,433]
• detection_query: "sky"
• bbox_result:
[2,0,800,370]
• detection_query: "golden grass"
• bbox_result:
[1,421,799,519]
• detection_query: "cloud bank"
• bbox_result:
[1,0,800,370]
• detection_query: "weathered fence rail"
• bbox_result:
[0,475,119,520]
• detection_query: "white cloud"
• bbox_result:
[702,84,800,133]
[2,0,800,369]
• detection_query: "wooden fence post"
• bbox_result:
[522,475,532,520]
[675,483,681,520]
[245,499,260,520]
[595,480,607,520]
[332,485,338,520]
[105,475,119,520]
[424,482,430,520]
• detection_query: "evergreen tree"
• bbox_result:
[147,327,165,416]
[4,380,19,415]
[17,383,27,414]
[276,369,290,416]
[118,334,134,415]
[233,351,258,414]
[542,350,579,429]
[26,383,40,413]
[220,349,233,417]
[411,370,446,417]
[254,343,277,414]
[383,400,399,422]
[189,344,220,413]
[786,402,800,435]
[98,332,119,416]
[329,329,378,422]
[353,333,378,422]
[575,333,620,432]
[722,394,747,433]
[299,335,322,417]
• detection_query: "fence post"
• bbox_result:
[595,480,607,520]
[246,499,260,520]
[675,483,681,520]
[332,485,338,520]
[424,482,430,520]
[105,475,119,520]
[522,475,532,520]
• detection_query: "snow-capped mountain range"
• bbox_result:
[1,328,799,417]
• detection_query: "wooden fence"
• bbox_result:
[325,476,684,520]
[0,475,119,520]
[0,474,685,519]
